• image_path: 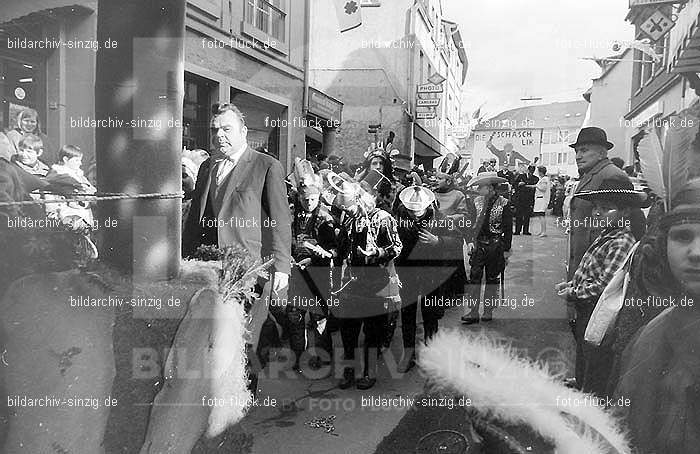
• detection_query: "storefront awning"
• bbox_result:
[670,0,700,73]
[414,123,447,157]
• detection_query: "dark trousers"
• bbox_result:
[573,300,595,389]
[401,298,440,351]
[514,204,533,234]
[466,240,503,317]
[339,314,386,376]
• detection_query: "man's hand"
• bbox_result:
[418,230,439,246]
[503,250,512,266]
[272,272,289,294]
[555,281,571,300]
[357,245,378,257]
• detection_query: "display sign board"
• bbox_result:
[416,111,437,119]
[470,129,543,168]
[417,98,440,107]
[417,83,443,93]
[640,9,674,41]
[630,0,677,7]
[308,87,343,124]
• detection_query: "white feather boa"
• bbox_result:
[418,330,632,454]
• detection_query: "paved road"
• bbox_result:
[214,218,573,454]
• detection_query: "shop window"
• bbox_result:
[182,73,214,151]
[0,56,45,134]
[242,0,288,54]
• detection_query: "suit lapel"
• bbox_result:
[198,159,214,222]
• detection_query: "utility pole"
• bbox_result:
[95,0,185,280]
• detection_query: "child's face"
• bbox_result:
[20,115,38,133]
[667,223,700,298]
[64,155,83,171]
[17,144,42,165]
[592,200,624,228]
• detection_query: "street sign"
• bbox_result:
[416,112,437,119]
[417,83,443,93]
[630,0,677,7]
[427,72,446,85]
[417,98,440,107]
[640,9,674,41]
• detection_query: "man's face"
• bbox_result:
[300,192,320,212]
[504,143,513,153]
[477,184,493,197]
[667,222,700,297]
[210,110,247,155]
[575,144,606,173]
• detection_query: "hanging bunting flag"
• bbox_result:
[334,0,362,33]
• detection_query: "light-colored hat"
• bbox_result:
[399,185,436,212]
[468,171,507,187]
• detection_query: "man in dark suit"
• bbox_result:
[182,103,292,365]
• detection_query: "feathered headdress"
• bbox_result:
[419,330,632,454]
[637,104,699,211]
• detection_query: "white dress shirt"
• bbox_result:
[215,144,247,185]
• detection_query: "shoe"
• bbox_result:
[513,232,520,235]
[356,376,377,390]
[339,367,355,389]
[481,314,493,322]
[397,353,416,373]
[523,232,532,236]
[461,315,480,325]
[563,377,579,389]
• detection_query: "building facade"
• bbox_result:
[1,0,311,171]
[622,1,700,177]
[308,0,467,168]
[583,48,634,163]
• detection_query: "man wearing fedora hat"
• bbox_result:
[461,172,513,324]
[556,178,644,393]
[567,127,645,278]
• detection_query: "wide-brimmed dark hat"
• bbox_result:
[574,178,648,207]
[468,171,506,187]
[569,127,614,150]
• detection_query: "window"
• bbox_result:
[245,0,286,41]
[182,73,214,150]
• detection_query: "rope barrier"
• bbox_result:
[0,192,184,208]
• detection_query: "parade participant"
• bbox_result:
[529,166,551,237]
[461,172,512,324]
[330,170,402,390]
[554,179,643,394]
[285,159,338,372]
[513,164,538,235]
[394,185,464,372]
[182,103,292,393]
[612,178,700,454]
[354,149,395,210]
[434,171,475,298]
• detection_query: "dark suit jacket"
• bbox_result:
[182,147,292,275]
[567,158,645,279]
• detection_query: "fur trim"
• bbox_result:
[418,330,632,454]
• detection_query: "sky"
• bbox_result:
[443,0,635,120]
